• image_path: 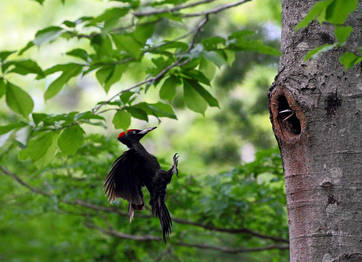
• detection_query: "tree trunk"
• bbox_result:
[269,1,362,261]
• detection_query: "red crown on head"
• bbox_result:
[118,129,140,138]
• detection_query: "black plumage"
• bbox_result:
[103,127,178,242]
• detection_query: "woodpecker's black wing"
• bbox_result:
[103,149,145,206]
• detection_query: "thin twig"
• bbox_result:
[182,0,252,17]
[172,217,289,243]
[87,223,289,253]
[85,222,161,241]
[175,241,289,253]
[0,165,51,197]
[133,0,216,17]
[91,17,208,114]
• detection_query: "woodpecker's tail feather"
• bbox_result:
[155,201,172,242]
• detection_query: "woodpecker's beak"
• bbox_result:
[139,126,157,135]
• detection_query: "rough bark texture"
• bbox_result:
[269,1,362,261]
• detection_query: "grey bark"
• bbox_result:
[269,1,362,261]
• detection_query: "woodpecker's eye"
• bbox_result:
[133,131,136,134]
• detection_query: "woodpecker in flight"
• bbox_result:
[103,127,178,242]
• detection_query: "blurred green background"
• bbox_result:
[0,0,288,261]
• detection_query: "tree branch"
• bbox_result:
[0,165,51,197]
[172,217,289,243]
[1,164,288,244]
[86,222,289,254]
[176,241,289,254]
[133,0,216,17]
[91,16,208,114]
[182,0,252,18]
[85,221,161,241]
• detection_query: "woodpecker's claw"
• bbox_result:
[172,153,179,177]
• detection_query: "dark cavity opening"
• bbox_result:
[278,95,301,136]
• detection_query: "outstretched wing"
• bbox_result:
[103,150,144,205]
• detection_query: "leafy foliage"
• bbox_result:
[0,0,280,170]
[0,135,288,261]
[295,0,361,69]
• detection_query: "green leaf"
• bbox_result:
[90,35,113,59]
[3,60,44,78]
[0,78,6,98]
[112,33,144,60]
[203,51,228,68]
[33,0,45,4]
[125,107,148,121]
[96,64,128,93]
[58,125,85,155]
[19,41,35,56]
[159,76,180,102]
[295,0,334,31]
[32,113,49,126]
[184,70,211,86]
[229,30,255,40]
[201,36,226,49]
[66,49,89,61]
[334,26,353,44]
[0,51,16,62]
[304,43,337,61]
[183,80,207,115]
[184,79,219,108]
[134,102,177,120]
[0,122,27,136]
[19,131,60,169]
[112,110,131,130]
[74,111,105,121]
[325,0,357,24]
[6,82,34,117]
[339,52,362,70]
[44,63,83,100]
[34,26,63,46]
[199,56,216,80]
[120,91,136,105]
[134,23,155,45]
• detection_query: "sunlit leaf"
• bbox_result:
[184,79,219,108]
[325,0,357,24]
[125,107,148,121]
[335,26,353,44]
[58,125,85,155]
[295,0,334,31]
[0,78,6,98]
[19,131,60,167]
[34,26,63,46]
[0,51,16,62]
[339,52,362,70]
[183,80,207,115]
[66,49,89,61]
[6,82,34,117]
[96,64,128,93]
[112,33,144,60]
[304,43,337,61]
[44,63,83,100]
[159,76,180,102]
[0,122,28,136]
[134,102,177,120]
[112,110,131,130]
[3,60,44,78]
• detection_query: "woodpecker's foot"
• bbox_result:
[128,203,134,223]
[172,153,179,177]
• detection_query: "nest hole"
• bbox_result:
[278,95,301,136]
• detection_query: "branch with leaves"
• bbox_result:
[0,0,282,169]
